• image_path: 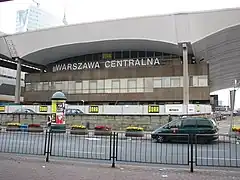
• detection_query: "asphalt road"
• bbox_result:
[0,132,240,167]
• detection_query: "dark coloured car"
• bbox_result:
[151,117,219,143]
[65,109,84,116]
[13,108,36,114]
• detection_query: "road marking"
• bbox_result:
[197,157,240,161]
[66,150,104,154]
[85,138,101,141]
[196,149,225,152]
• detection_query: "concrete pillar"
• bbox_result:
[229,88,236,134]
[14,58,21,104]
[182,43,189,114]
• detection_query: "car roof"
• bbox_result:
[182,117,210,120]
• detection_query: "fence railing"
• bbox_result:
[0,129,240,172]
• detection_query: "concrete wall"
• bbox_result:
[1,104,211,115]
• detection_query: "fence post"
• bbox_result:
[111,132,116,168]
[45,129,51,162]
[190,134,194,173]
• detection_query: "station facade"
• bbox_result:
[24,50,209,105]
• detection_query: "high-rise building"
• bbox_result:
[0,66,25,103]
[16,4,64,33]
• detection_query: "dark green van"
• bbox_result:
[151,117,219,143]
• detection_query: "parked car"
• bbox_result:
[151,117,219,143]
[13,108,36,114]
[65,109,84,116]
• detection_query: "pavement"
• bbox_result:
[0,130,240,167]
[0,153,240,180]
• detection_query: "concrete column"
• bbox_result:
[229,88,236,134]
[182,43,189,114]
[14,58,21,104]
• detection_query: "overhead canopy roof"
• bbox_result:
[1,8,240,91]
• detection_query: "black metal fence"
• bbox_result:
[0,129,240,172]
[0,130,47,156]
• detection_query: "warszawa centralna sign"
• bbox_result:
[51,57,161,72]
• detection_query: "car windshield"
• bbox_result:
[163,119,181,128]
[209,119,217,126]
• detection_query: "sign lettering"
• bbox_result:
[0,106,5,112]
[52,58,161,72]
[148,105,159,113]
[39,106,48,112]
[89,105,99,113]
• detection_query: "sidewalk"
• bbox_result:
[0,154,240,180]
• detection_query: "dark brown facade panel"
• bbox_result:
[23,87,209,102]
[189,87,210,100]
[25,63,209,82]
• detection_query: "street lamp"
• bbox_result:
[229,80,239,135]
[81,100,84,106]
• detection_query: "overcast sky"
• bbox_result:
[1,0,240,108]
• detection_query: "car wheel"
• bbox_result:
[157,135,164,143]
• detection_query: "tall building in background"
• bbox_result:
[0,67,25,103]
[16,4,64,33]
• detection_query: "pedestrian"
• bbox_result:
[47,115,51,128]
[168,114,172,123]
[86,122,90,129]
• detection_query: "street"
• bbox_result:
[0,131,240,167]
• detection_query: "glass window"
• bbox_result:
[131,51,138,59]
[43,82,49,91]
[37,82,43,91]
[97,80,104,93]
[147,51,154,57]
[138,51,145,58]
[123,51,129,58]
[89,81,97,93]
[82,81,89,90]
[55,81,62,90]
[76,82,82,93]
[170,77,180,87]
[189,76,193,87]
[68,81,76,94]
[162,77,170,88]
[105,79,111,93]
[62,81,69,92]
[198,76,208,86]
[114,51,122,59]
[136,88,144,92]
[197,120,212,128]
[112,80,120,93]
[128,79,136,92]
[137,78,144,88]
[168,120,182,128]
[25,83,32,91]
[144,77,153,92]
[153,78,162,88]
[182,119,197,128]
[192,76,198,86]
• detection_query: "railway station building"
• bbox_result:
[1,8,240,108]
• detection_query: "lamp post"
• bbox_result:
[229,80,238,135]
[81,100,85,106]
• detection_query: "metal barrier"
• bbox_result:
[0,129,47,156]
[1,129,240,172]
[115,132,189,165]
[48,130,112,161]
[195,134,240,168]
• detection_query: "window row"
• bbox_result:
[53,51,180,63]
[25,76,208,93]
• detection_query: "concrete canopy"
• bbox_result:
[2,8,240,91]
